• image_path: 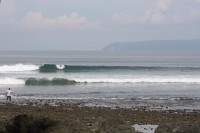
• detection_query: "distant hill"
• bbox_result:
[103,39,200,51]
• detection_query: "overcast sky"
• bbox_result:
[0,0,200,50]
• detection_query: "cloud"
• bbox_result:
[155,0,172,12]
[145,0,172,24]
[191,9,200,19]
[0,1,101,30]
[0,1,18,17]
[12,11,101,30]
[111,11,168,26]
[139,11,166,24]
[171,15,183,24]
[0,1,18,30]
[23,12,86,27]
[195,0,200,4]
[111,0,175,26]
[139,0,175,24]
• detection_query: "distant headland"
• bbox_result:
[103,39,200,51]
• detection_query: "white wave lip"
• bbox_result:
[0,64,39,72]
[0,77,25,85]
[56,64,65,70]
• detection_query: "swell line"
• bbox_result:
[39,64,200,72]
[1,77,200,85]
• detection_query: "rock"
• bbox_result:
[155,124,200,133]
[90,117,138,133]
[5,114,55,133]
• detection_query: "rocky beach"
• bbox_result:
[0,101,200,133]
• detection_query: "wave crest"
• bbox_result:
[25,78,77,86]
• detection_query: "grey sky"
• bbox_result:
[0,0,200,50]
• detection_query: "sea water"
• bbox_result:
[0,51,200,109]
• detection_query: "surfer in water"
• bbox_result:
[6,88,13,102]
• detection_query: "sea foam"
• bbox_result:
[75,77,200,83]
[0,64,39,72]
[0,77,25,85]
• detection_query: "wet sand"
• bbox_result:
[0,102,200,133]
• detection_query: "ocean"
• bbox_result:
[0,51,200,109]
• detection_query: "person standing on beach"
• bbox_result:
[6,88,13,102]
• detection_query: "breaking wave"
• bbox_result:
[38,64,200,73]
[0,77,24,85]
[0,64,39,72]
[25,78,77,86]
[1,63,200,73]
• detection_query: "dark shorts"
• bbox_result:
[7,96,11,100]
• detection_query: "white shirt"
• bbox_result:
[6,90,13,96]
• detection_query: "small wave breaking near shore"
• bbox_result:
[25,78,77,86]
[1,77,200,85]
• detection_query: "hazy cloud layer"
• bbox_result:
[0,0,200,50]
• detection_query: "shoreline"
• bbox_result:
[0,101,200,133]
[1,97,200,111]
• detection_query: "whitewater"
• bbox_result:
[0,51,200,109]
[1,64,200,85]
